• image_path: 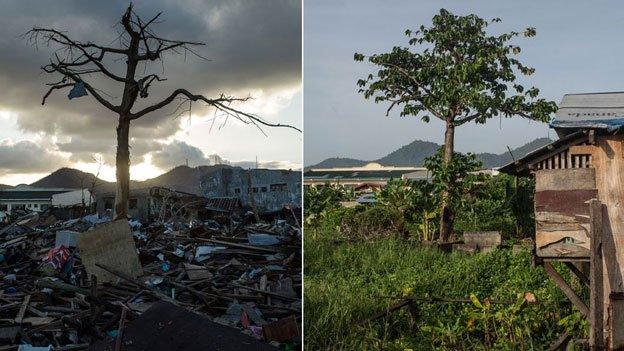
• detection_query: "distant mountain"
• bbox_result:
[377,140,441,167]
[474,138,554,169]
[309,157,367,169]
[307,138,553,169]
[24,165,239,196]
[30,167,115,194]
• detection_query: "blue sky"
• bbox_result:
[304,0,624,165]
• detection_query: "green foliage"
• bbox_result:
[340,205,407,239]
[375,178,438,240]
[454,174,535,238]
[304,184,352,227]
[424,148,484,213]
[354,9,557,125]
[304,231,588,350]
[303,150,536,240]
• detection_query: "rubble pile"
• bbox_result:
[0,208,302,350]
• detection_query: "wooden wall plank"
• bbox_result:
[570,145,597,156]
[535,190,597,220]
[589,199,604,349]
[536,168,596,191]
[593,135,624,349]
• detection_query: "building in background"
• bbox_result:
[304,163,425,189]
[0,185,77,214]
[201,168,302,213]
[95,186,201,222]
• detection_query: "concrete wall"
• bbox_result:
[95,192,151,221]
[201,168,301,212]
[52,189,93,207]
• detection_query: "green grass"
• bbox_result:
[304,228,588,350]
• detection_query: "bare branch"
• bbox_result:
[41,83,73,105]
[28,28,129,82]
[130,89,301,132]
[48,63,119,112]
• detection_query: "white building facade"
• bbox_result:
[0,186,77,214]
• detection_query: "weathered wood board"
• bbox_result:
[77,219,143,283]
[592,135,624,348]
[534,168,597,258]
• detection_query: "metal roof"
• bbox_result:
[498,130,589,176]
[204,197,241,212]
[552,92,624,132]
[304,169,415,181]
[0,189,73,200]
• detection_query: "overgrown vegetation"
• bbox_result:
[304,149,535,241]
[303,149,573,349]
[304,228,587,350]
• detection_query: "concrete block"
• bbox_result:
[463,231,501,249]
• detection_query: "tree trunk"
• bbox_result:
[439,120,455,242]
[114,116,131,220]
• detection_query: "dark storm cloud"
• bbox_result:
[150,140,211,169]
[56,136,161,165]
[0,0,301,171]
[0,141,67,175]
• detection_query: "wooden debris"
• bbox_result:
[0,204,301,349]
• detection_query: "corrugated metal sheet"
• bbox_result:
[205,197,241,212]
[552,92,624,131]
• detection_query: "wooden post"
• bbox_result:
[543,261,590,318]
[589,199,604,350]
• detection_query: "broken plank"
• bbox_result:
[204,238,279,253]
[14,295,30,324]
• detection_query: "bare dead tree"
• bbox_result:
[26,4,299,220]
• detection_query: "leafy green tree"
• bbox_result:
[424,148,484,240]
[375,178,437,240]
[304,184,351,226]
[354,9,556,241]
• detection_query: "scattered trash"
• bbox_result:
[248,233,282,246]
[0,199,301,349]
[194,245,227,262]
[263,315,300,342]
[54,230,80,248]
[67,81,88,100]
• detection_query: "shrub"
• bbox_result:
[340,205,408,239]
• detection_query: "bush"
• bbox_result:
[340,205,408,239]
[304,184,352,227]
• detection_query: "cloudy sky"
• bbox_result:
[304,0,624,165]
[0,0,301,185]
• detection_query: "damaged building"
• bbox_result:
[95,186,204,222]
[200,168,302,213]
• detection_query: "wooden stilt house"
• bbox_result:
[500,92,624,350]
